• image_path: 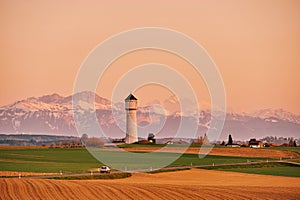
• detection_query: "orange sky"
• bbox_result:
[1,0,300,114]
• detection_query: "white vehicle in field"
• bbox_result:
[100,166,111,174]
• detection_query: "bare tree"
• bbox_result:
[289,138,294,147]
[80,134,88,145]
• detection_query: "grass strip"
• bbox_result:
[47,173,131,180]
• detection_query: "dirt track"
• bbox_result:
[123,147,300,158]
[0,171,58,177]
[1,169,299,199]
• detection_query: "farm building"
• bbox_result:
[249,138,263,148]
[226,144,240,147]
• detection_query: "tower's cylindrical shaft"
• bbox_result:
[125,94,138,144]
[125,109,138,143]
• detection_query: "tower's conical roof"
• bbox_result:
[125,93,137,101]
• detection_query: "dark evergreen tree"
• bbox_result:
[228,134,233,145]
[293,140,297,147]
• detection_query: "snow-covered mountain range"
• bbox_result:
[0,91,299,140]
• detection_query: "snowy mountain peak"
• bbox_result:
[38,93,64,103]
[0,92,300,140]
[71,91,111,105]
[250,108,300,124]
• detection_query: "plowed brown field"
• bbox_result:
[123,147,300,158]
[1,169,299,199]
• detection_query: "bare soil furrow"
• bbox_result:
[1,169,299,200]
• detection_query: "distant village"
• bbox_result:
[192,134,299,148]
[133,133,299,148]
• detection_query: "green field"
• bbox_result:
[202,162,300,177]
[0,148,100,173]
[222,166,300,177]
[0,148,266,173]
[0,148,299,177]
[169,153,267,167]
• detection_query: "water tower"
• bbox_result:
[125,93,138,144]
